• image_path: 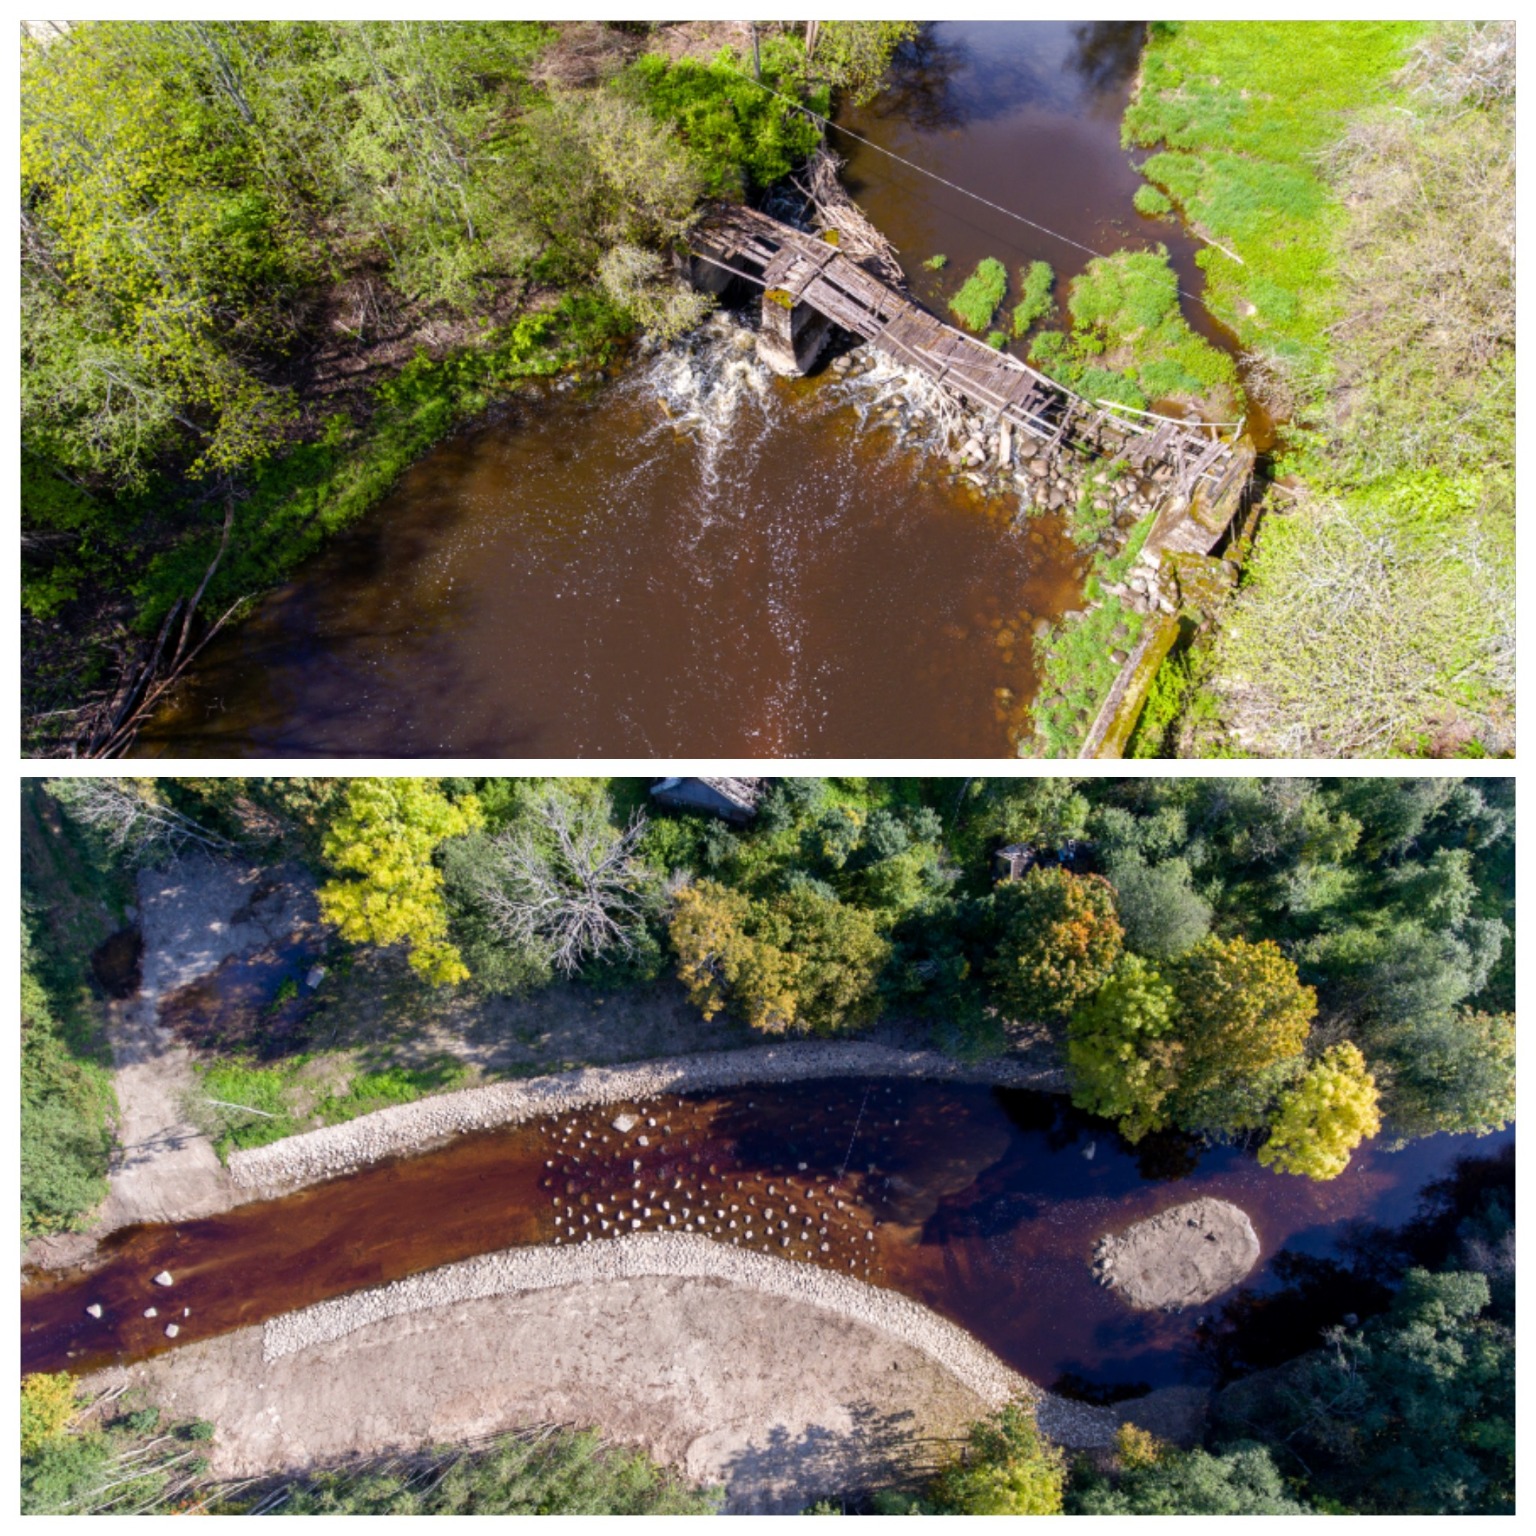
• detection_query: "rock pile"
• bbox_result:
[826,343,1170,562]
[1094,1198,1261,1312]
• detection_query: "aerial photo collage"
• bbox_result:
[14,13,1518,1522]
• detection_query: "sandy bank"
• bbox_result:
[100,1272,1002,1514]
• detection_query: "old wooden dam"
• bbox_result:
[689,204,1250,515]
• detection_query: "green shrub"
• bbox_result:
[271,1426,720,1514]
[21,923,114,1237]
[625,44,823,196]
[948,257,1008,331]
[1011,260,1055,334]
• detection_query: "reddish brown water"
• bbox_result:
[132,343,1081,756]
[22,1079,1511,1395]
[130,21,1259,759]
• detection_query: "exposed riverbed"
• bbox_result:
[133,21,1245,759]
[23,1076,1511,1400]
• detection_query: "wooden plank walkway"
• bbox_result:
[692,204,1240,498]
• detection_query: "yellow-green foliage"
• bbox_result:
[670,879,788,1028]
[668,878,889,1036]
[1166,935,1317,1132]
[1259,1041,1381,1180]
[948,257,1008,331]
[1066,954,1182,1142]
[319,778,483,985]
[1116,1423,1168,1470]
[928,1401,1066,1515]
[21,1373,78,1457]
[21,23,312,478]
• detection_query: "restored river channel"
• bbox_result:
[134,22,1234,758]
[23,1078,1510,1397]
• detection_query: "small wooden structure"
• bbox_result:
[650,777,768,825]
[688,203,1245,501]
[993,839,1093,882]
[994,843,1040,882]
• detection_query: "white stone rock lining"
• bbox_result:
[228,1042,1064,1195]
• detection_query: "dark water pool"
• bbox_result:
[22,1078,1511,1394]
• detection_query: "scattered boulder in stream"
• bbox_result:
[1093,1198,1260,1312]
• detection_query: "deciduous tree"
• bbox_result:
[319,778,482,985]
[926,1401,1065,1515]
[1258,1041,1381,1179]
[1066,954,1182,1141]
[1165,935,1316,1134]
[987,866,1123,1023]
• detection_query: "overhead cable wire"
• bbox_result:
[718,61,1214,307]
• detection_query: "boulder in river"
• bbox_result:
[153,1270,174,1287]
[1094,1198,1260,1311]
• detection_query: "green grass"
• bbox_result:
[1028,514,1155,756]
[1123,21,1427,383]
[199,1054,469,1158]
[1029,247,1241,416]
[986,331,1007,350]
[1011,260,1055,335]
[948,257,1008,331]
[922,253,948,270]
[1133,182,1173,217]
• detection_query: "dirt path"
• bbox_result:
[101,855,322,1231]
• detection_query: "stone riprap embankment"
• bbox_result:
[228,1041,1065,1195]
[1094,1197,1261,1311]
[261,1231,1119,1448]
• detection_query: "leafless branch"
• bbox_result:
[45,778,238,861]
[476,794,655,975]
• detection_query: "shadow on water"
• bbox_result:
[22,1077,1513,1403]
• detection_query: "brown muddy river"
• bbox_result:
[22,1078,1512,1397]
[133,21,1240,759]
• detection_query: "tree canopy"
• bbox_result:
[318,777,482,985]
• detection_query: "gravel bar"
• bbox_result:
[229,1042,1066,1195]
[259,1232,1118,1447]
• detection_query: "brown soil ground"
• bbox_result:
[94,1277,987,1514]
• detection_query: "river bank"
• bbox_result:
[227,1041,1065,1198]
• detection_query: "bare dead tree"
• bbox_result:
[45,777,237,862]
[477,794,655,975]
